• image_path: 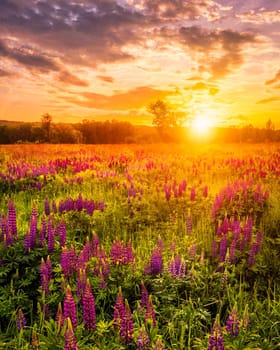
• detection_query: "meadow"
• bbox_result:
[0,143,279,350]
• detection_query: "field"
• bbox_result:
[0,143,279,350]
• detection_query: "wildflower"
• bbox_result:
[113,289,124,329]
[241,304,251,328]
[8,200,17,238]
[82,279,96,331]
[47,216,55,252]
[77,268,87,299]
[219,236,227,263]
[44,198,50,216]
[17,308,27,331]
[190,186,196,201]
[137,327,150,349]
[64,317,77,350]
[226,304,239,337]
[57,219,67,247]
[169,255,186,278]
[145,296,156,327]
[40,258,50,294]
[38,217,47,246]
[248,242,258,267]
[63,286,78,329]
[208,314,224,350]
[55,302,64,335]
[147,247,163,275]
[140,281,149,309]
[120,300,134,345]
[29,206,37,248]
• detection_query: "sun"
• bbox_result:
[191,115,212,136]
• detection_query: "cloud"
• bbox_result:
[257,96,280,104]
[0,68,13,77]
[178,26,258,78]
[236,10,280,24]
[57,70,89,87]
[265,70,280,85]
[185,80,220,95]
[0,38,59,73]
[65,86,176,110]
[96,75,114,83]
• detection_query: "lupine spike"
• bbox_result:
[63,286,78,329]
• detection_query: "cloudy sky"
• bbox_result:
[0,0,279,127]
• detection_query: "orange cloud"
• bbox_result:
[65,86,176,110]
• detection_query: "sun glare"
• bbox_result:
[191,116,212,136]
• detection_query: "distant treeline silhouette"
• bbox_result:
[0,118,279,144]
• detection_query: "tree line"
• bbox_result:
[0,106,279,144]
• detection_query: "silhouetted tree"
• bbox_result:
[41,113,52,142]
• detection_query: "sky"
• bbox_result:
[0,0,279,128]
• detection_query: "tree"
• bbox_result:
[148,100,170,129]
[41,113,52,142]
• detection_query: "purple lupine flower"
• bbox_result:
[44,198,51,216]
[63,286,78,329]
[113,289,124,329]
[52,200,57,213]
[76,193,83,212]
[1,214,8,242]
[39,216,47,246]
[140,282,149,309]
[98,272,107,289]
[169,255,186,278]
[64,317,77,350]
[29,206,37,248]
[219,236,227,263]
[120,300,134,345]
[55,302,64,335]
[148,247,163,275]
[208,315,224,350]
[57,219,67,247]
[92,233,100,256]
[145,296,156,327]
[243,217,253,242]
[248,242,258,267]
[229,239,237,264]
[124,240,135,264]
[17,308,27,331]
[110,239,125,265]
[47,216,55,252]
[190,186,196,201]
[61,247,71,278]
[203,185,208,198]
[24,231,32,251]
[226,305,239,337]
[77,268,87,300]
[82,279,96,331]
[8,200,17,238]
[137,327,150,349]
[164,184,171,201]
